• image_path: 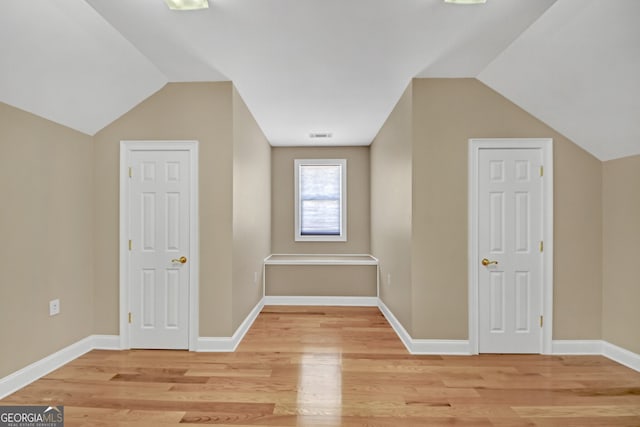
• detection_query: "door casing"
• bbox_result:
[119,140,199,350]
[468,138,553,354]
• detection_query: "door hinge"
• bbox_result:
[539,241,544,252]
[128,166,132,178]
[540,315,544,328]
[128,312,132,324]
[128,240,132,251]
[540,165,544,177]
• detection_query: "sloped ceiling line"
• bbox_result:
[1,0,639,160]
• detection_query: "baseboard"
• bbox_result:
[551,340,640,373]
[91,334,122,350]
[551,340,603,355]
[0,298,262,398]
[377,299,413,353]
[603,341,640,372]
[377,299,470,355]
[411,339,471,355]
[0,336,94,399]
[4,313,638,401]
[263,295,378,306]
[197,298,264,352]
[195,336,235,352]
[0,334,122,399]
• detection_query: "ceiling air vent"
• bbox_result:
[309,132,333,139]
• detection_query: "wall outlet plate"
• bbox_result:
[49,299,60,316]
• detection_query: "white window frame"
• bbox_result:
[294,158,347,242]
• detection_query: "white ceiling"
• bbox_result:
[1,0,638,160]
[0,1,166,136]
[478,0,640,161]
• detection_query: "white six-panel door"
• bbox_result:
[128,149,190,349]
[477,148,543,353]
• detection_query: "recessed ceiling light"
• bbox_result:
[164,0,209,11]
[309,132,333,139]
[444,0,487,4]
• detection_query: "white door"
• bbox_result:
[128,150,190,349]
[478,148,543,353]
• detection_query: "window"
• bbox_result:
[294,159,347,242]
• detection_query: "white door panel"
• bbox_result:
[129,150,190,349]
[478,148,542,353]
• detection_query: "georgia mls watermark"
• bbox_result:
[0,406,64,427]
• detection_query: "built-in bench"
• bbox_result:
[263,254,379,301]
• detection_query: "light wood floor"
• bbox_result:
[2,306,640,426]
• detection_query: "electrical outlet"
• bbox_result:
[387,273,392,287]
[49,299,60,316]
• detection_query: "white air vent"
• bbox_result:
[309,132,333,139]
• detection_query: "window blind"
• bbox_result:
[299,164,342,235]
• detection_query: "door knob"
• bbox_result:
[171,256,187,264]
[481,258,498,266]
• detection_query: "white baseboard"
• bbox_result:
[91,334,122,350]
[411,339,471,355]
[377,299,413,353]
[603,341,640,372]
[263,295,378,306]
[197,298,264,352]
[551,340,603,355]
[378,299,471,355]
[0,335,94,399]
[551,340,640,372]
[3,306,639,401]
[377,302,640,364]
[195,336,235,352]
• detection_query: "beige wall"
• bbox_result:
[553,136,603,340]
[411,78,602,340]
[271,146,370,254]
[231,87,271,330]
[373,78,603,341]
[265,265,377,296]
[93,82,236,337]
[370,83,414,334]
[0,102,94,377]
[603,155,640,354]
[93,82,270,338]
[3,74,638,383]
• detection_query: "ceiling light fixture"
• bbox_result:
[444,0,487,4]
[164,0,209,11]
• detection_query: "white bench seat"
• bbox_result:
[263,254,379,299]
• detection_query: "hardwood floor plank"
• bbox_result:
[2,306,639,426]
[64,407,186,425]
[512,404,640,417]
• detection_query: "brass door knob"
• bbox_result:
[481,258,498,266]
[171,256,187,264]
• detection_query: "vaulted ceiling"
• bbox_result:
[1,0,638,160]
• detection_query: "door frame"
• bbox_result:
[119,140,199,350]
[468,138,553,354]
